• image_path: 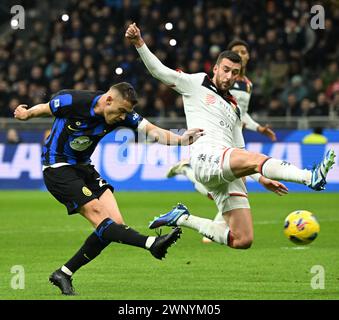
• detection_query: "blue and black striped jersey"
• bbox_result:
[42,89,143,166]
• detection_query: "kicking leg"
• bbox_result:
[80,198,182,260]
[59,190,125,279]
[51,190,181,295]
[98,189,125,224]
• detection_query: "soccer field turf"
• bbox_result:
[0,191,338,300]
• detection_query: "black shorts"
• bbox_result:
[43,164,114,215]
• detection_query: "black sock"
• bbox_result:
[64,232,109,274]
[96,218,148,249]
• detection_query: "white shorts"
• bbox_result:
[190,147,235,187]
[191,147,250,213]
[211,178,250,213]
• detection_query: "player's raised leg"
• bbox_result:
[226,148,336,191]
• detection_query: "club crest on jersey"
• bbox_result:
[205,94,216,105]
[70,136,93,151]
[82,186,92,197]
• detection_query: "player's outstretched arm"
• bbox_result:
[257,175,288,196]
[257,124,277,141]
[14,103,52,121]
[125,22,144,48]
[143,121,204,146]
[125,23,186,89]
[249,173,288,196]
[260,176,288,196]
[242,112,277,141]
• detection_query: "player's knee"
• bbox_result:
[227,230,253,249]
[233,237,253,249]
[81,200,109,224]
[238,239,253,249]
[86,201,104,215]
[246,153,266,171]
[253,153,269,172]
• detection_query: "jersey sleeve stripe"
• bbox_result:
[90,94,103,117]
[49,118,66,164]
[50,94,73,114]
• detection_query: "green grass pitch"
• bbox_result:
[0,191,338,300]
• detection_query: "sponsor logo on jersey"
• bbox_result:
[82,186,92,197]
[205,94,216,105]
[70,136,93,151]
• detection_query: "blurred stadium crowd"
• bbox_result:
[0,0,338,120]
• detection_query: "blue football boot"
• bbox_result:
[149,203,190,229]
[308,149,336,191]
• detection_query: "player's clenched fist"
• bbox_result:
[14,104,30,121]
[125,23,144,48]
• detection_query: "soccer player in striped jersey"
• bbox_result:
[126,23,335,250]
[14,82,204,295]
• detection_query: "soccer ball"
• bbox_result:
[283,210,320,245]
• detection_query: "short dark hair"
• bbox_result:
[110,82,138,105]
[227,39,250,52]
[216,50,242,65]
